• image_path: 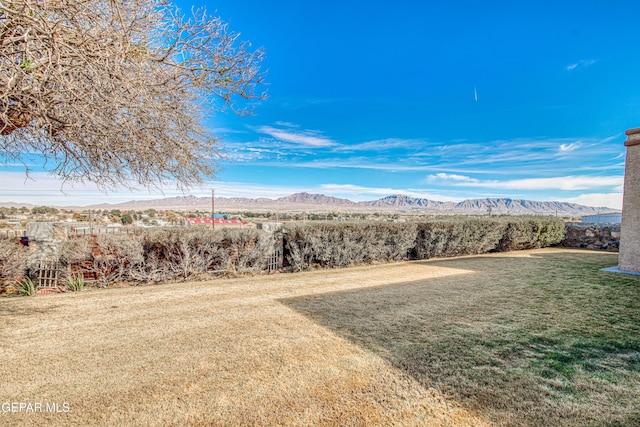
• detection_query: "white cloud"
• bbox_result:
[264,158,444,172]
[2,171,97,191]
[334,138,427,152]
[430,175,623,191]
[428,173,479,183]
[492,176,622,191]
[257,125,337,147]
[209,127,247,135]
[566,59,596,71]
[222,143,289,162]
[318,183,402,200]
[0,171,150,206]
[559,193,623,210]
[0,172,295,207]
[203,181,306,199]
[318,183,461,202]
[1,171,623,209]
[274,121,297,127]
[559,142,581,152]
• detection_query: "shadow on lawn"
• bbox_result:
[0,300,63,316]
[280,251,640,427]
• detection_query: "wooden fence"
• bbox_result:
[69,227,143,236]
[0,229,26,239]
[2,226,143,239]
[37,260,60,288]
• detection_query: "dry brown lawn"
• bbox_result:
[1,248,639,426]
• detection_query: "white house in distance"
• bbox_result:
[581,212,622,223]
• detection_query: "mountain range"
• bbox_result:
[69,192,618,216]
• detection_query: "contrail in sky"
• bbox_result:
[474,85,478,102]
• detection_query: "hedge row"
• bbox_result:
[0,216,565,287]
[284,222,417,270]
[284,216,566,270]
[0,228,275,287]
[68,228,275,286]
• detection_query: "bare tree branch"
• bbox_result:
[0,0,265,188]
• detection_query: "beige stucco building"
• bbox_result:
[619,128,640,273]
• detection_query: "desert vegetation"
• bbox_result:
[284,222,418,270]
[0,236,29,285]
[284,216,565,270]
[0,216,565,292]
[57,228,275,287]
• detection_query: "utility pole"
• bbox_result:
[211,188,215,230]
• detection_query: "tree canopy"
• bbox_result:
[0,0,265,188]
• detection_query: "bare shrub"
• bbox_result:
[139,227,271,282]
[0,237,29,285]
[286,217,565,270]
[16,216,564,288]
[141,229,221,281]
[60,235,146,286]
[532,217,566,248]
[223,228,273,273]
[284,222,418,270]
[413,219,508,259]
[59,236,94,264]
[413,216,565,259]
[86,234,144,287]
[497,217,565,251]
[285,225,311,270]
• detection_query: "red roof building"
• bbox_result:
[184,217,250,227]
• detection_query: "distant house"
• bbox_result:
[135,219,168,227]
[581,212,622,223]
[184,217,250,228]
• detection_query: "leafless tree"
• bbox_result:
[0,0,264,188]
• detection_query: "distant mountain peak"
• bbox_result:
[36,192,619,216]
[277,192,357,205]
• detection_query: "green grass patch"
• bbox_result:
[283,250,640,426]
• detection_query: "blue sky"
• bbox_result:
[2,0,639,208]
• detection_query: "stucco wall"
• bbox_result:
[25,222,68,265]
[619,128,640,273]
